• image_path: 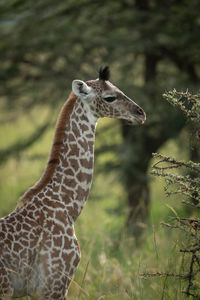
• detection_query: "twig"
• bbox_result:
[140,272,189,279]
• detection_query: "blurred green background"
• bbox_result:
[0,0,200,299]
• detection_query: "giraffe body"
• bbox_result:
[0,67,146,299]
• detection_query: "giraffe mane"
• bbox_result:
[20,91,77,204]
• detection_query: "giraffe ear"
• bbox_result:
[72,80,92,98]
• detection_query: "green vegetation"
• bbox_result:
[151,91,200,299]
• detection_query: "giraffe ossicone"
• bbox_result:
[0,67,146,299]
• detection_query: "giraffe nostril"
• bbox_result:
[136,107,144,116]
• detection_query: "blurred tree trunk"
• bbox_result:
[121,53,187,238]
[121,53,158,237]
[121,125,151,238]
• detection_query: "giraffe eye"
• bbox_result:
[104,96,116,103]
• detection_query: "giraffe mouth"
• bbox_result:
[125,119,144,126]
[135,113,146,125]
[126,115,146,125]
[137,117,146,125]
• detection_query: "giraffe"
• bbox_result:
[0,66,146,299]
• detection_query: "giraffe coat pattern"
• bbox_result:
[0,67,146,299]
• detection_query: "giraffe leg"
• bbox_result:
[29,290,68,300]
[35,277,71,300]
[0,260,13,300]
[27,277,71,300]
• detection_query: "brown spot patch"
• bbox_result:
[14,242,22,252]
[76,185,86,199]
[66,227,73,236]
[67,206,78,221]
[69,159,79,172]
[73,253,81,267]
[77,171,92,183]
[80,124,89,132]
[54,236,62,247]
[68,143,80,156]
[80,158,93,169]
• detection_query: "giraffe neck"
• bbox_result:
[44,97,97,222]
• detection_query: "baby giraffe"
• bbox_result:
[0,67,146,299]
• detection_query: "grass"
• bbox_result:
[0,107,190,299]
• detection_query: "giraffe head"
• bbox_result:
[72,66,146,125]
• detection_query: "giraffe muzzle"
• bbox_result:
[132,105,146,125]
